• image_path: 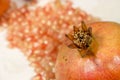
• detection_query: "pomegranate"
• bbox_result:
[55,21,120,80]
[0,0,9,16]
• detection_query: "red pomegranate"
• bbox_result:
[0,0,9,16]
[55,21,120,80]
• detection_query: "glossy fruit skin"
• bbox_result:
[0,0,9,16]
[55,22,120,80]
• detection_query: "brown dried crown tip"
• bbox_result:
[65,21,93,57]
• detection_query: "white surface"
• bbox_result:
[0,30,35,80]
[0,0,120,80]
[72,0,120,22]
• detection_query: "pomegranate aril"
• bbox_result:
[0,0,99,80]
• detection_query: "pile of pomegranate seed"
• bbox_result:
[1,0,98,80]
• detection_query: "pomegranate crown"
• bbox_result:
[65,21,93,56]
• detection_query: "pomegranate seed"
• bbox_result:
[0,0,99,80]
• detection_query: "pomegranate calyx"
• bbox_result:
[66,21,93,57]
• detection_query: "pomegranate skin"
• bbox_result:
[55,22,120,80]
[0,0,9,16]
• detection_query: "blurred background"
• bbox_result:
[0,0,120,80]
[11,0,120,22]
